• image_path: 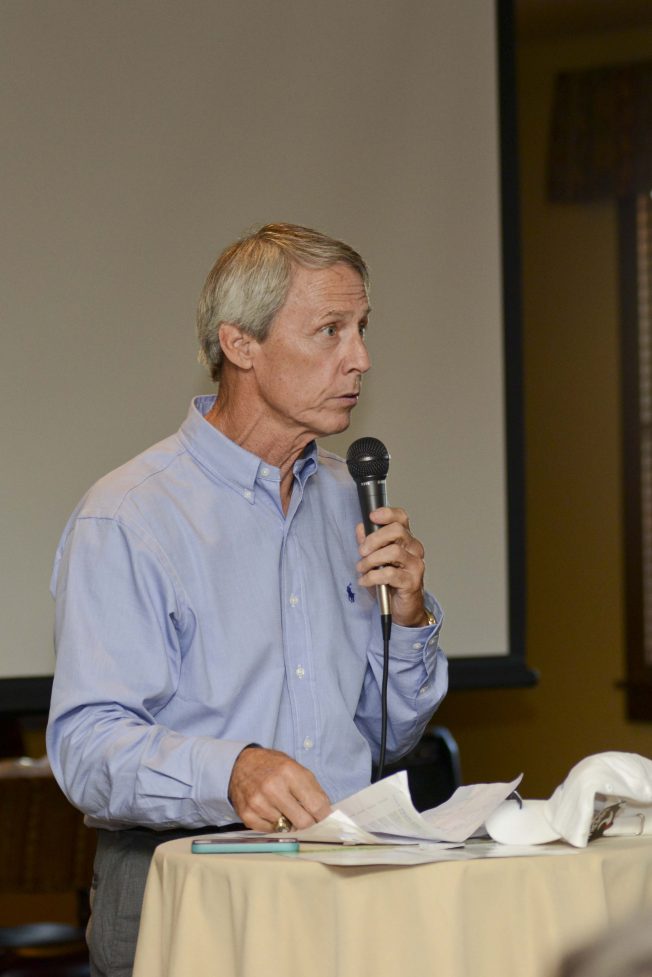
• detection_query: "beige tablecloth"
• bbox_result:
[133,835,652,977]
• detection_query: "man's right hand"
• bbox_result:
[228,746,332,831]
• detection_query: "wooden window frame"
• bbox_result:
[619,191,652,720]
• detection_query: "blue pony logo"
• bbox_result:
[346,583,355,603]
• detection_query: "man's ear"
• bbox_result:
[218,323,257,371]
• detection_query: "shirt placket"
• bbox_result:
[281,497,319,766]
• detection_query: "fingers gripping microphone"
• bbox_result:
[346,437,392,639]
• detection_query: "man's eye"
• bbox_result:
[322,325,338,337]
[359,324,367,339]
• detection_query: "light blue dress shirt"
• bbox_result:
[47,396,447,830]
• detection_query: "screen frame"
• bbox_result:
[448,0,536,691]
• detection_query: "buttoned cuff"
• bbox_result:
[194,737,254,826]
[385,595,443,661]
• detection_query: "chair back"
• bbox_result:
[379,726,463,811]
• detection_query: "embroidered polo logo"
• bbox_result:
[346,583,355,603]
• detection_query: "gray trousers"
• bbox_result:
[88,824,241,977]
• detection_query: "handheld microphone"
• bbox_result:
[346,436,392,639]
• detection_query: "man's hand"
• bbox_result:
[355,506,431,628]
[228,746,332,831]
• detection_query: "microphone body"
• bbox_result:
[355,477,387,538]
[346,437,392,629]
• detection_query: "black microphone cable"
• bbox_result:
[376,614,391,782]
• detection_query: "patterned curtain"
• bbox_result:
[548,60,652,202]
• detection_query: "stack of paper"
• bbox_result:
[292,770,523,846]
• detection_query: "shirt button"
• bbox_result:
[303,737,314,750]
[261,467,270,477]
[295,665,305,679]
[419,684,430,697]
[412,641,423,650]
[243,489,253,500]
[289,594,299,607]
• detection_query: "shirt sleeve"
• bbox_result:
[353,595,448,764]
[46,516,246,829]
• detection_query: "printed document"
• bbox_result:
[292,770,522,845]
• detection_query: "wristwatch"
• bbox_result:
[423,607,437,627]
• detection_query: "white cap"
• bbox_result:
[485,798,561,845]
[486,752,652,848]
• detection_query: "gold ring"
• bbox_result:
[274,815,292,833]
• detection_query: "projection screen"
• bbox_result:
[0,0,533,709]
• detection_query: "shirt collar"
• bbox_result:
[178,395,318,498]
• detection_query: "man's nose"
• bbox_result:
[347,332,371,375]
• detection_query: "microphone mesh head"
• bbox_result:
[346,437,390,482]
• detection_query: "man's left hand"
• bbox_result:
[355,506,432,628]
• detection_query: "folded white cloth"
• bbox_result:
[486,752,652,848]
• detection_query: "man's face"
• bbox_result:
[250,261,371,440]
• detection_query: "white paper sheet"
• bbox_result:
[420,777,524,842]
[294,839,580,866]
[293,770,523,845]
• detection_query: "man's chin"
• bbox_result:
[318,411,354,437]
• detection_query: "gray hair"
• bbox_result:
[196,222,370,381]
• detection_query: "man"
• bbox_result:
[47,223,447,976]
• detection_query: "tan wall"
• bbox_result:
[436,24,652,797]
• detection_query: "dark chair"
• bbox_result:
[0,758,95,977]
[378,726,462,811]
